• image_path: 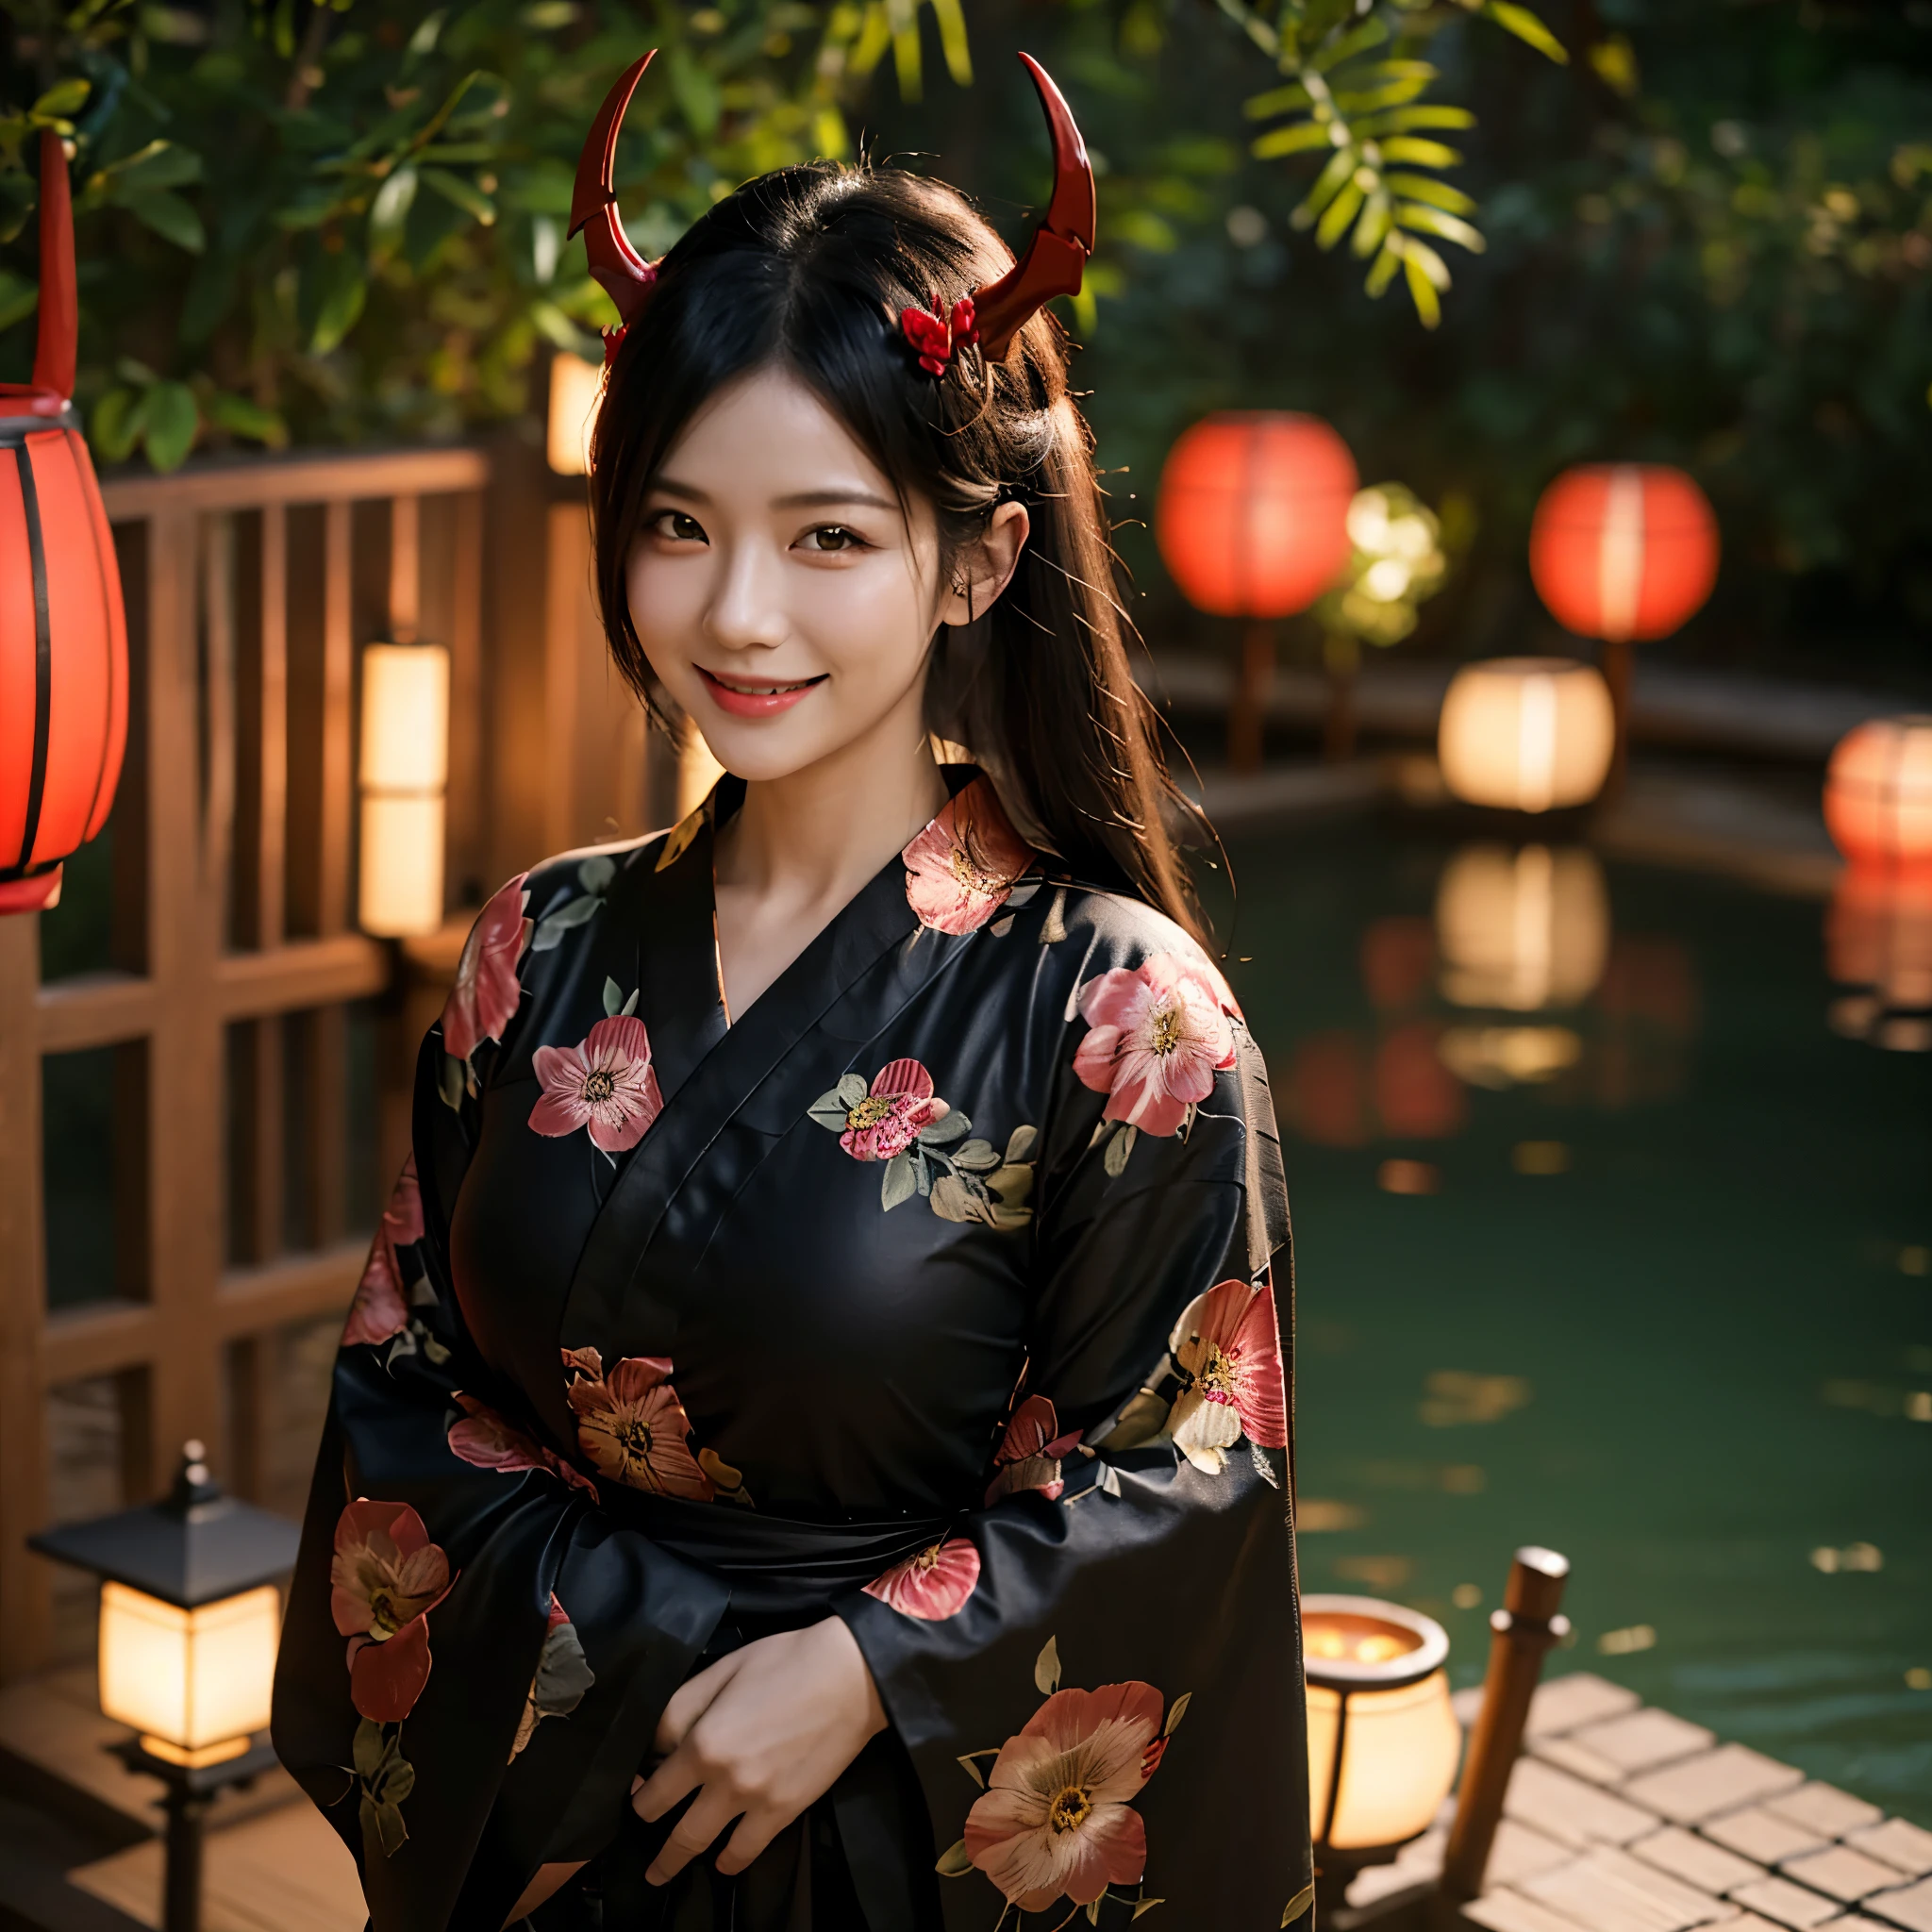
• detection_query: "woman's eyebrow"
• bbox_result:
[772,488,899,513]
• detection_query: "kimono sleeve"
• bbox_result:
[837,944,1315,1931]
[270,879,728,1932]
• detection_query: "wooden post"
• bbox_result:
[1600,636,1631,804]
[1228,619,1274,773]
[1438,1546,1571,1905]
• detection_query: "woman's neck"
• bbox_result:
[710,693,949,1016]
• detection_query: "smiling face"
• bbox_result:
[625,365,1021,785]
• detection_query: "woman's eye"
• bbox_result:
[651,510,707,543]
[801,525,864,554]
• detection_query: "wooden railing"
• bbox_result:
[0,446,491,1674]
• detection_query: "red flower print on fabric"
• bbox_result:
[560,1347,712,1502]
[341,1158,424,1349]
[835,1058,949,1162]
[330,1498,455,1724]
[963,1679,1167,1912]
[1074,951,1237,1139]
[447,1393,599,1500]
[863,1537,982,1621]
[986,1395,1082,1507]
[901,776,1033,935]
[1167,1278,1289,1476]
[529,1015,664,1154]
[441,873,531,1062]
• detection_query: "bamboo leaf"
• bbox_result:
[1292,145,1359,225]
[1351,191,1392,257]
[1309,16,1389,71]
[1403,245,1445,326]
[1364,238,1403,298]
[117,188,206,253]
[1355,105,1475,135]
[928,0,973,86]
[421,167,495,227]
[1481,2,1570,64]
[1252,121,1337,159]
[1376,137,1465,168]
[32,79,91,118]
[205,391,289,448]
[1243,82,1313,120]
[1333,77,1432,114]
[1396,202,1486,252]
[1314,177,1366,250]
[1383,173,1476,214]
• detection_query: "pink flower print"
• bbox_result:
[441,873,531,1062]
[964,1680,1166,1912]
[561,1347,713,1502]
[837,1059,948,1161]
[863,1538,981,1621]
[1074,952,1238,1138]
[986,1395,1082,1507]
[329,1498,455,1724]
[902,777,1033,935]
[341,1158,424,1348]
[529,1015,664,1154]
[447,1393,599,1501]
[1167,1278,1289,1476]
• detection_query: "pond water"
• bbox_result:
[1222,815,1932,1825]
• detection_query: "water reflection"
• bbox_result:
[1825,873,1932,1054]
[1274,840,1698,1141]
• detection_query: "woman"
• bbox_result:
[272,51,1312,1932]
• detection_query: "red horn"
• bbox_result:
[569,52,659,355]
[0,131,77,413]
[969,54,1096,363]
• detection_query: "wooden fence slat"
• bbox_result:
[319,502,353,941]
[98,446,490,520]
[0,916,51,1669]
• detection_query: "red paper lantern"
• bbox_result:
[1156,411,1357,618]
[1529,463,1718,642]
[1,132,128,916]
[1824,716,1932,881]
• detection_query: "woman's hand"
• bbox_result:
[629,1616,887,1885]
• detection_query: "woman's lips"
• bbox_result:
[697,667,826,718]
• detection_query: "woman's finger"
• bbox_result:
[630,1745,702,1824]
[654,1650,745,1757]
[644,1787,742,1887]
[713,1805,787,1878]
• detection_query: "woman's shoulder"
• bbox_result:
[1023,876,1242,1020]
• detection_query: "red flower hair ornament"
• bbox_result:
[569,52,1094,370]
[900,296,978,376]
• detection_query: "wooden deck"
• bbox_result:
[1356,1674,1932,1932]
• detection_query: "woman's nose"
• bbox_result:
[704,537,789,654]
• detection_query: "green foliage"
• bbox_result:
[0,0,977,461]
[1230,0,1565,325]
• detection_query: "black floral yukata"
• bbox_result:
[271,766,1314,1932]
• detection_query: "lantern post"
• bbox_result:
[1155,412,1357,772]
[1527,464,1718,801]
[29,1443,301,1932]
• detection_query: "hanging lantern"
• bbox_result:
[1157,412,1358,619]
[1528,463,1718,644]
[1438,658,1616,813]
[0,131,129,915]
[1436,843,1610,1013]
[547,350,602,476]
[1156,412,1357,771]
[1303,1594,1460,1914]
[1824,716,1932,879]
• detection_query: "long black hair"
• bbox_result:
[588,158,1207,942]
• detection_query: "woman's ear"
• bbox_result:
[938,502,1031,628]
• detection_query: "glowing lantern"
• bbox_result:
[547,350,603,476]
[1436,843,1609,1012]
[31,1444,299,1932]
[1303,1594,1460,1911]
[1155,412,1357,769]
[1438,658,1615,813]
[358,641,450,937]
[1529,463,1718,644]
[0,131,129,915]
[1824,717,1932,879]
